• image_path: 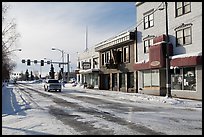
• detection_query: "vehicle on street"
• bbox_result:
[44,79,62,92]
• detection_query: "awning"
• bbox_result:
[170,52,202,67]
[79,68,100,74]
[133,61,150,70]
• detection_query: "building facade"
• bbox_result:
[76,47,100,89]
[134,2,202,100]
[95,30,137,92]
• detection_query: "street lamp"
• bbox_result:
[160,2,171,97]
[52,47,64,82]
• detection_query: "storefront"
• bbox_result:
[95,30,137,93]
[169,53,202,100]
[134,35,202,100]
[76,47,100,89]
[79,68,100,89]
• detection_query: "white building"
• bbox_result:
[76,46,100,89]
[134,2,202,100]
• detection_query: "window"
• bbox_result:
[93,57,98,69]
[117,48,123,63]
[123,46,129,62]
[176,27,192,46]
[127,72,134,88]
[101,53,105,66]
[119,73,125,88]
[143,69,159,88]
[112,73,117,88]
[171,67,196,91]
[78,61,80,69]
[143,70,159,87]
[144,38,153,53]
[144,13,154,29]
[89,59,91,68]
[105,51,110,64]
[176,2,191,17]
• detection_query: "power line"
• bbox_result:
[95,2,164,45]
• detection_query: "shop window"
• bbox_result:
[171,68,183,90]
[112,73,117,88]
[127,72,134,88]
[143,69,159,88]
[119,73,125,88]
[92,73,98,86]
[171,67,196,91]
[183,67,196,90]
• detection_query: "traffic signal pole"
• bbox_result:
[22,59,69,78]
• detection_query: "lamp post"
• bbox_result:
[52,47,64,82]
[164,2,171,98]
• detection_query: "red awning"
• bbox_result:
[133,61,149,70]
[170,56,202,67]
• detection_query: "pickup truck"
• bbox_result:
[44,79,62,92]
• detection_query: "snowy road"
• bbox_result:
[2,83,202,135]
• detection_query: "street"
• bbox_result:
[2,83,202,135]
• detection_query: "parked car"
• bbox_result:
[44,79,61,92]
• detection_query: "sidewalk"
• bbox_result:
[63,83,202,109]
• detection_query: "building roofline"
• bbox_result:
[135,2,144,7]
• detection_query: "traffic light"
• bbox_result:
[22,59,25,63]
[34,60,38,64]
[41,60,44,66]
[27,59,31,66]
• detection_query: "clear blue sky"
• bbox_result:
[7,2,136,76]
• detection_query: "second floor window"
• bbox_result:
[176,2,191,17]
[78,61,80,69]
[105,51,110,64]
[101,53,105,66]
[144,13,154,29]
[93,57,98,69]
[144,38,153,53]
[176,27,192,46]
[123,46,129,63]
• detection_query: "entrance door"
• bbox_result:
[100,74,110,90]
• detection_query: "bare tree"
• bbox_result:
[2,2,20,81]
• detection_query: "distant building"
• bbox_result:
[76,46,100,89]
[134,2,202,100]
[95,30,137,92]
[10,72,22,80]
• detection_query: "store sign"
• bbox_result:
[82,62,91,70]
[150,61,160,67]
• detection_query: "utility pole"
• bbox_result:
[67,53,70,82]
[165,2,171,98]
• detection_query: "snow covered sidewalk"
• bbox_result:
[2,84,79,135]
[63,83,202,109]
